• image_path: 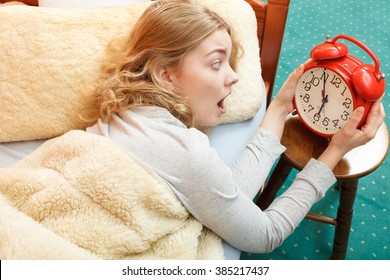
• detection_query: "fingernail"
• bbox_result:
[355,107,364,115]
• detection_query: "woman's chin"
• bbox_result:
[195,118,221,128]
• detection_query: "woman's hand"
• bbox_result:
[272,64,305,116]
[260,64,304,139]
[318,98,386,170]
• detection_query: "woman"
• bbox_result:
[81,0,385,256]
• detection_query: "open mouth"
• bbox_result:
[217,97,227,114]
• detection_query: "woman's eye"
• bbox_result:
[211,61,222,70]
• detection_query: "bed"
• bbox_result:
[0,0,290,259]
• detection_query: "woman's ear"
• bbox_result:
[157,66,174,84]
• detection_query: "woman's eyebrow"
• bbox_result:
[206,48,227,57]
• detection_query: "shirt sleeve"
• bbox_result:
[231,128,286,199]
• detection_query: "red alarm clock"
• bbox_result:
[294,34,386,138]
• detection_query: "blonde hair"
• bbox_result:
[80,0,241,128]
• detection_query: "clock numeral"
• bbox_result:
[309,74,320,87]
[332,119,340,128]
[340,86,347,96]
[341,110,350,121]
[303,93,310,103]
[304,72,322,91]
[343,97,352,109]
[320,71,329,83]
[314,112,321,122]
[311,113,331,127]
[307,104,315,113]
[322,117,330,127]
[330,74,342,88]
[303,82,312,91]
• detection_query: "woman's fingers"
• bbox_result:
[342,106,365,137]
[360,100,385,139]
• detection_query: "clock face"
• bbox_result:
[295,67,355,137]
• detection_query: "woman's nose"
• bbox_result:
[227,67,239,85]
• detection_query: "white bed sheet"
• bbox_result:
[0,138,46,168]
[208,85,266,167]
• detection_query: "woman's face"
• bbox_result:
[168,27,239,127]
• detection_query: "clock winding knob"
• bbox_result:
[377,73,386,80]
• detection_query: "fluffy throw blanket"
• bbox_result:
[0,130,223,260]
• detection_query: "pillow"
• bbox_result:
[0,0,262,142]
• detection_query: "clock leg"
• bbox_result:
[331,179,358,260]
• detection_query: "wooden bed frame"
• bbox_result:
[245,0,290,105]
[1,0,290,106]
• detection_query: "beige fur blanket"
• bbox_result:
[0,130,223,260]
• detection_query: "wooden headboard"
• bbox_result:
[245,0,290,105]
[1,0,290,106]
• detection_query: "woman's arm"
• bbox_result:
[178,137,336,253]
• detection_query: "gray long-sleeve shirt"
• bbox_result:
[86,106,336,253]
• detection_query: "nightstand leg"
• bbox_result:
[331,179,358,260]
[257,156,292,210]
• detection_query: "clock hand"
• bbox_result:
[317,94,328,115]
[322,71,326,102]
[317,73,328,116]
